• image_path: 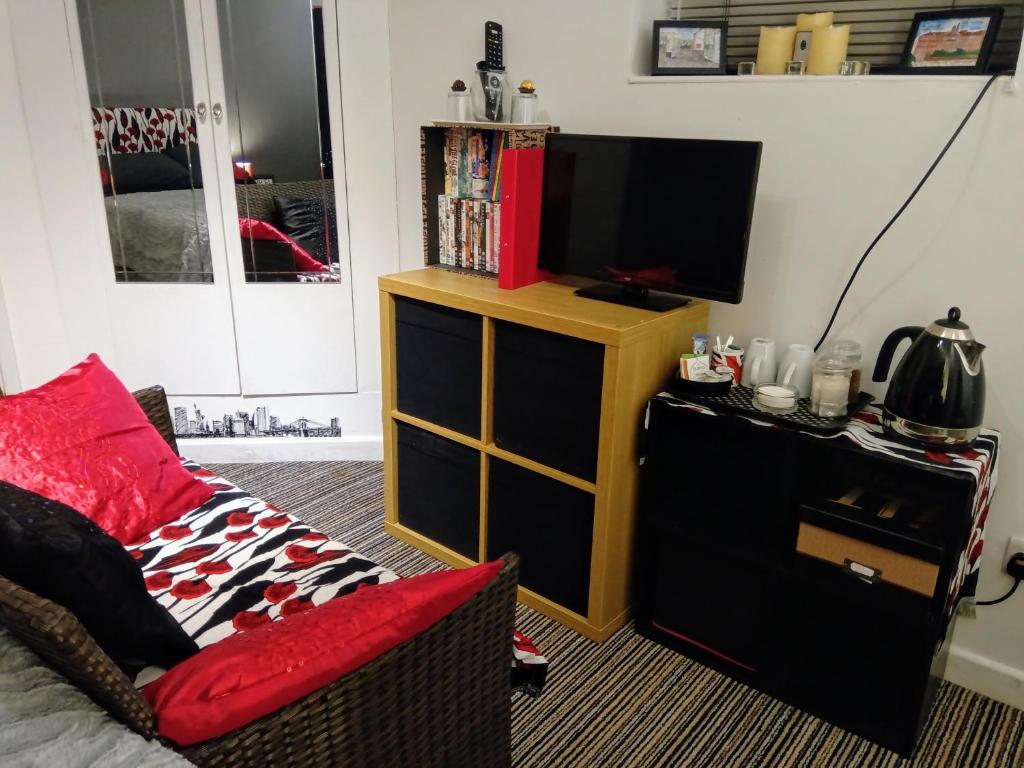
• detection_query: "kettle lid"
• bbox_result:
[925,307,975,342]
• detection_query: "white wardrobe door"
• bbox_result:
[200,0,357,396]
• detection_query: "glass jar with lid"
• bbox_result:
[829,339,863,405]
[810,355,853,418]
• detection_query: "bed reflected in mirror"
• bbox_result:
[79,0,212,284]
[220,0,341,283]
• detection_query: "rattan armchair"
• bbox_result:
[0,386,518,768]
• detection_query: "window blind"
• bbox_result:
[666,0,1023,70]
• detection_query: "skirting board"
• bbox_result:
[945,643,1024,710]
[181,435,384,464]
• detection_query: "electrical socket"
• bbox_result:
[1004,536,1024,574]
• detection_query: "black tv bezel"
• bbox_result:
[537,132,762,305]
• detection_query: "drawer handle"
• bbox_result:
[843,558,881,584]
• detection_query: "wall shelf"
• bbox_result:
[628,74,999,85]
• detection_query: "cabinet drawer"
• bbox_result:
[395,296,481,437]
[779,557,940,756]
[796,523,939,598]
[397,422,480,559]
[493,321,604,482]
[487,458,594,616]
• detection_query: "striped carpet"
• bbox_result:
[207,461,1024,768]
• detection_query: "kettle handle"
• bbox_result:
[871,326,924,383]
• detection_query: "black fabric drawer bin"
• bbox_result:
[395,296,482,438]
[779,555,941,757]
[487,458,594,616]
[492,321,604,482]
[644,517,779,682]
[397,422,479,560]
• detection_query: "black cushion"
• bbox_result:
[103,151,193,194]
[273,195,338,265]
[0,481,198,670]
[162,143,203,188]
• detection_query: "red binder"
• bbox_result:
[498,148,550,290]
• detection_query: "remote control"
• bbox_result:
[485,21,503,71]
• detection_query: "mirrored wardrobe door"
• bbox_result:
[73,0,241,394]
[79,0,211,284]
[201,0,357,395]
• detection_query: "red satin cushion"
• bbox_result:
[144,560,503,746]
[0,354,213,544]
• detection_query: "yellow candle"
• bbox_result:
[806,25,850,75]
[796,12,834,32]
[756,26,797,75]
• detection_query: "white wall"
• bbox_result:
[387,0,1024,706]
[0,0,118,387]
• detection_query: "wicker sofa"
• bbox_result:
[0,386,519,768]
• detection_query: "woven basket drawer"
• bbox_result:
[796,523,939,598]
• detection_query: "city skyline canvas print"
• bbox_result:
[173,401,342,439]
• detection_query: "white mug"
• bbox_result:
[741,337,777,387]
[777,343,814,398]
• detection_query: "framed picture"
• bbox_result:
[898,7,1003,74]
[651,20,728,76]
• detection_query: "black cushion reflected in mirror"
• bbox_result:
[162,143,203,188]
[273,195,338,265]
[103,151,194,194]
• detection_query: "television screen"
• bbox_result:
[537,133,761,304]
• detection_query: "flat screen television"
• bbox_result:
[537,133,762,310]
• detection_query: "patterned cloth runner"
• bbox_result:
[129,460,547,695]
[649,393,999,618]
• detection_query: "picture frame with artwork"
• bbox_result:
[898,7,1003,74]
[651,20,728,76]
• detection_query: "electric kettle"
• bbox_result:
[871,307,985,449]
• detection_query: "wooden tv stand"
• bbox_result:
[379,268,708,640]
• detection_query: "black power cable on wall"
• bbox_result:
[813,71,1014,353]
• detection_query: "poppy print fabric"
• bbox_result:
[129,460,549,695]
[127,460,396,650]
[92,107,197,156]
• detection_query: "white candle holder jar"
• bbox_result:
[511,90,538,123]
[446,89,472,121]
[810,355,853,418]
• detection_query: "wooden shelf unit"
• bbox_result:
[379,268,708,641]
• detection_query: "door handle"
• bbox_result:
[212,103,223,123]
[196,102,208,122]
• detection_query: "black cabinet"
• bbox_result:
[635,396,984,757]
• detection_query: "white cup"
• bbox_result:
[741,337,777,387]
[776,343,815,398]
